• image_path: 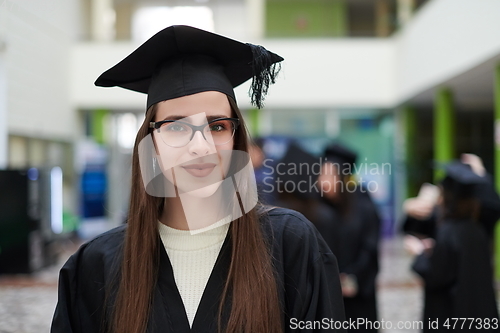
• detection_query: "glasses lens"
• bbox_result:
[160,121,193,147]
[205,119,237,145]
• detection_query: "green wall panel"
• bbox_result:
[266,0,347,37]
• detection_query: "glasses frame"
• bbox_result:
[149,117,240,148]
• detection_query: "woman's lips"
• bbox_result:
[181,163,217,177]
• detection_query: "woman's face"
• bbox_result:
[153,91,235,197]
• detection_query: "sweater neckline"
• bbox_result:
[158,216,230,251]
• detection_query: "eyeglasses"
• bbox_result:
[150,118,240,148]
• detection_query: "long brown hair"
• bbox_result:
[111,97,282,333]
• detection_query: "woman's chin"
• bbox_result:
[180,181,223,198]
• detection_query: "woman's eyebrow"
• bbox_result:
[161,115,186,121]
[161,114,231,122]
[207,115,231,121]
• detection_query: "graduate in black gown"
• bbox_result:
[402,154,500,246]
[314,143,381,332]
[51,26,346,333]
[406,161,499,332]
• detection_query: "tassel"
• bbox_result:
[247,43,282,109]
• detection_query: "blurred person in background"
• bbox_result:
[273,141,323,223]
[402,154,500,248]
[51,25,346,333]
[315,143,381,332]
[405,161,499,332]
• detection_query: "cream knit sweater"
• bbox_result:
[158,220,230,327]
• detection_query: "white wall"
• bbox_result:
[0,2,7,168]
[396,0,500,103]
[72,39,397,110]
[71,42,147,111]
[235,39,396,109]
[213,2,249,42]
[4,0,80,140]
[0,57,7,169]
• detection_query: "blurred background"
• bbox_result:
[0,0,499,332]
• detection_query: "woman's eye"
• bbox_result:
[164,123,187,132]
[209,123,226,132]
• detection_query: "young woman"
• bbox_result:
[51,25,346,333]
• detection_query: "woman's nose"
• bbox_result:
[188,130,213,156]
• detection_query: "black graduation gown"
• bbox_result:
[314,190,381,332]
[475,174,500,242]
[412,219,499,332]
[51,207,346,332]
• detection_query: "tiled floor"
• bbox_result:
[0,236,493,333]
[0,240,76,333]
[0,286,57,333]
[377,237,423,333]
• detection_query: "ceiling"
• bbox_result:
[408,53,500,111]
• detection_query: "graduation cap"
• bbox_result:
[95,25,283,109]
[322,142,358,173]
[436,160,500,235]
[441,161,487,199]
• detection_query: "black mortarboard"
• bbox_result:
[322,143,357,173]
[441,161,487,199]
[95,25,283,109]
